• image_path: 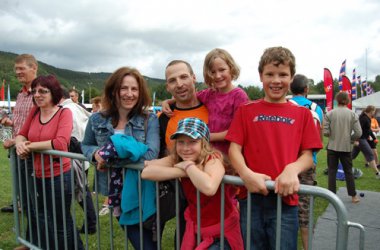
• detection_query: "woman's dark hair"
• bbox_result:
[102,67,151,127]
[31,75,63,105]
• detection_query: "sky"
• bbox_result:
[1,0,379,87]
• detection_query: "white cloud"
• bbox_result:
[1,0,379,87]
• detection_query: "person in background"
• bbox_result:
[69,88,87,110]
[290,74,323,250]
[142,117,243,249]
[369,110,379,168]
[352,105,380,178]
[15,75,84,250]
[324,92,362,203]
[89,95,109,215]
[91,96,102,112]
[81,67,160,249]
[60,89,97,234]
[227,46,322,250]
[0,54,38,250]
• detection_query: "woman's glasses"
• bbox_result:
[31,89,50,95]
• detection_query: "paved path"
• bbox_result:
[312,187,380,250]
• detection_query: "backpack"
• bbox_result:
[336,163,363,181]
[289,99,321,128]
[304,102,321,126]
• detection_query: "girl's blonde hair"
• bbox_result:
[203,48,240,88]
[171,137,234,175]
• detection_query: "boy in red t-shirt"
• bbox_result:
[226,46,322,250]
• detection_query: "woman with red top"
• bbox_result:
[15,75,84,250]
[142,117,243,250]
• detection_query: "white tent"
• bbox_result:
[352,91,380,117]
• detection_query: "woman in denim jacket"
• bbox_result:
[81,67,160,250]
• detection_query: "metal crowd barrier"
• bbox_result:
[9,148,365,250]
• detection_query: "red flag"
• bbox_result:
[323,68,334,111]
[0,79,5,102]
[342,76,352,109]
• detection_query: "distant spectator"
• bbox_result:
[69,88,87,110]
[91,96,102,112]
[324,92,362,203]
[290,74,323,250]
[60,89,97,234]
[352,105,380,177]
[370,115,379,167]
[0,54,38,249]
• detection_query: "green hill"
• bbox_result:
[0,51,168,103]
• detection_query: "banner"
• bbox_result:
[362,80,367,96]
[0,80,4,102]
[7,81,11,113]
[357,76,363,97]
[342,76,352,109]
[338,59,346,91]
[324,68,334,111]
[351,69,356,100]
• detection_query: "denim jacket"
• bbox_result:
[81,112,160,167]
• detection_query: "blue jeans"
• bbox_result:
[239,193,298,250]
[36,171,84,250]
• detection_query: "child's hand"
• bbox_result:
[161,99,174,117]
[241,169,271,195]
[94,150,107,171]
[274,164,300,196]
[174,160,196,171]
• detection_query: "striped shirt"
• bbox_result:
[12,86,34,137]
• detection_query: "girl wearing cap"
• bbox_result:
[142,117,243,250]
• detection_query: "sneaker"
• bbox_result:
[1,204,14,213]
[99,205,109,216]
[365,163,369,167]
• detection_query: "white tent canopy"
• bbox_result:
[352,91,380,117]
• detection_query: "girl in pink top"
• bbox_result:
[163,48,248,155]
[142,117,243,249]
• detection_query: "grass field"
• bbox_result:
[0,139,379,249]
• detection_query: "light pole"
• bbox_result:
[87,82,93,103]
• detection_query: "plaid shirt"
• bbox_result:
[12,86,34,137]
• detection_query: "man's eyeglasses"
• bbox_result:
[31,89,50,95]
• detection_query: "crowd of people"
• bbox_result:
[1,46,378,250]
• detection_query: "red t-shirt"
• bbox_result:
[181,154,234,227]
[18,107,73,178]
[226,99,323,205]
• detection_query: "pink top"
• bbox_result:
[197,87,248,154]
[18,106,73,178]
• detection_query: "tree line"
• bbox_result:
[1,51,379,104]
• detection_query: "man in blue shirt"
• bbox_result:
[290,74,323,250]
